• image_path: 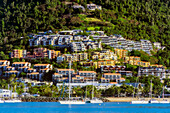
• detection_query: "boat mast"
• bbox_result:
[69,61,71,100]
[92,74,94,99]
[150,79,152,99]
[163,86,164,99]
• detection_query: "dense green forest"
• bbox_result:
[0,0,169,67]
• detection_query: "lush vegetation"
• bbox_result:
[0,0,169,68]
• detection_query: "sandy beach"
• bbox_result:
[105,97,170,102]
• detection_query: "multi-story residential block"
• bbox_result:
[56,69,75,76]
[29,35,58,47]
[28,48,60,59]
[80,60,115,69]
[101,65,126,73]
[140,39,153,55]
[92,50,117,61]
[82,40,102,50]
[12,62,31,70]
[56,35,73,45]
[56,53,88,63]
[138,66,166,79]
[72,53,88,61]
[27,68,36,73]
[94,60,115,69]
[117,71,133,77]
[100,73,125,83]
[6,66,15,71]
[115,49,128,59]
[33,64,52,72]
[5,70,20,77]
[52,73,64,83]
[133,41,142,50]
[26,72,43,81]
[0,60,10,72]
[70,42,86,52]
[117,37,127,49]
[137,61,150,67]
[78,71,96,82]
[9,49,27,58]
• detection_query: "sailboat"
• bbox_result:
[59,61,85,104]
[159,86,169,103]
[149,79,159,103]
[131,77,148,104]
[89,74,103,103]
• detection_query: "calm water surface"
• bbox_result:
[0,102,170,113]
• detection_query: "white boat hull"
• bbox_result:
[59,100,85,104]
[159,101,169,103]
[90,100,103,103]
[4,100,22,103]
[131,101,148,104]
[149,100,159,103]
[0,101,4,103]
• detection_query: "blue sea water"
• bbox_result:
[0,102,170,113]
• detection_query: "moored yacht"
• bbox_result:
[89,75,103,104]
[131,78,148,104]
[59,100,85,104]
[90,98,103,103]
[159,99,169,103]
[4,99,22,103]
[131,98,148,104]
[59,61,85,105]
[149,99,159,103]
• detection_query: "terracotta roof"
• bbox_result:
[19,66,28,68]
[110,82,117,84]
[103,73,121,75]
[57,69,74,71]
[34,64,49,66]
[28,68,34,70]
[7,70,18,73]
[13,62,29,64]
[76,75,80,77]
[40,68,49,70]
[53,73,62,75]
[62,77,68,79]
[0,60,7,62]
[101,77,106,80]
[79,71,96,73]
[1,64,7,66]
[29,72,39,75]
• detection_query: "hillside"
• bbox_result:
[0,0,169,68]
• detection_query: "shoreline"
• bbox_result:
[20,97,170,102]
[105,97,170,102]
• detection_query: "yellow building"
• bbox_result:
[94,60,115,69]
[124,56,141,65]
[10,49,26,58]
[80,60,115,69]
[136,61,150,67]
[115,49,128,59]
